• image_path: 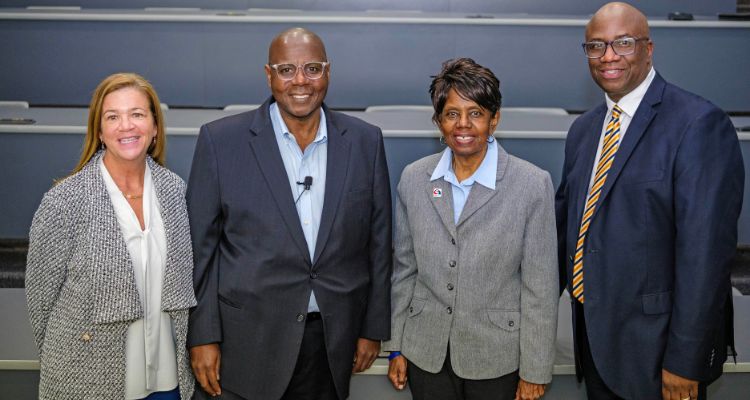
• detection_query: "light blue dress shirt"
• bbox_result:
[430,140,498,224]
[270,102,327,313]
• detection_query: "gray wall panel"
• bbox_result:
[2,19,748,111]
[0,20,210,106]
[320,24,452,108]
[650,27,750,112]
[447,25,601,109]
[201,22,275,107]
[0,134,80,239]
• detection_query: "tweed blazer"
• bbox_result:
[384,145,558,384]
[25,151,197,400]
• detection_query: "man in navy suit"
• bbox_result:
[556,3,744,399]
[186,28,392,399]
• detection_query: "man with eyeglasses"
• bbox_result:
[556,2,743,400]
[186,27,392,400]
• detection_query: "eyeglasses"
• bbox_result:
[582,37,650,59]
[268,62,329,80]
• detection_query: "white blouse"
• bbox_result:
[99,158,178,399]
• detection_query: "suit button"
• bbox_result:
[296,313,305,322]
[446,307,452,314]
[508,320,515,327]
[409,306,414,313]
[310,271,318,279]
[447,283,454,291]
[451,238,456,245]
[568,255,573,262]
[449,260,456,268]
[81,332,92,342]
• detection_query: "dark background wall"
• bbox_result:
[1,17,749,112]
[0,0,739,16]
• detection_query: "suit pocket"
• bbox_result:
[642,291,672,315]
[218,294,243,309]
[407,297,427,318]
[218,295,245,326]
[488,309,521,332]
[620,168,665,185]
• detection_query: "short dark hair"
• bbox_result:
[429,58,502,125]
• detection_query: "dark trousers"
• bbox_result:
[575,302,707,400]
[407,348,519,400]
[280,312,338,400]
[194,313,338,400]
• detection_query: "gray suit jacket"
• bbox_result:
[25,152,197,400]
[384,145,558,384]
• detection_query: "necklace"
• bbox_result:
[121,192,143,200]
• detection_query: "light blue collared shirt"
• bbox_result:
[430,140,498,224]
[270,102,327,312]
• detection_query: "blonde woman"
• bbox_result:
[25,73,196,399]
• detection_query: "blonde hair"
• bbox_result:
[72,72,166,174]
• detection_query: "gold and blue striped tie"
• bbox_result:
[572,105,623,303]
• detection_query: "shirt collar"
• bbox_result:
[430,139,498,190]
[269,102,328,144]
[605,66,656,118]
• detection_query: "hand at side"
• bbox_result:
[190,343,222,396]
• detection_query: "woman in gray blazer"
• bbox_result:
[25,73,196,400]
[384,59,558,400]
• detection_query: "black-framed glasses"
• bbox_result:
[582,37,650,59]
[268,62,329,80]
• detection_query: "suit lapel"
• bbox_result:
[456,144,508,227]
[591,75,664,220]
[426,163,457,238]
[247,99,312,266]
[313,106,350,265]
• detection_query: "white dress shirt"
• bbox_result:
[588,67,656,190]
[99,158,178,399]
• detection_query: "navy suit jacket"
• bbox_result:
[556,73,744,399]
[186,98,392,400]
